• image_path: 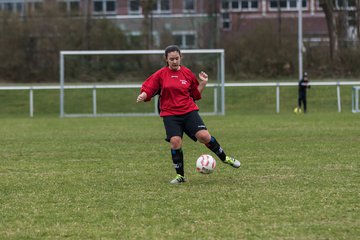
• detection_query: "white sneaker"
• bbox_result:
[224,156,241,168]
[169,174,186,184]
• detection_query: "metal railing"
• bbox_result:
[1,81,359,117]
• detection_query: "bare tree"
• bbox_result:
[319,0,339,62]
[141,0,155,49]
[83,0,91,50]
[277,0,282,48]
[206,0,220,49]
[357,0,360,41]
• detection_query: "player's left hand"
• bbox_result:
[136,92,147,102]
[199,71,208,82]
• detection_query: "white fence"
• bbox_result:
[353,86,360,113]
[0,81,359,117]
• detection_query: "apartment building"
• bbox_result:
[221,0,358,45]
[0,0,358,48]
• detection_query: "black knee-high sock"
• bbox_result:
[205,136,226,161]
[171,148,184,177]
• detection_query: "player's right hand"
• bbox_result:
[136,92,147,102]
[199,71,208,82]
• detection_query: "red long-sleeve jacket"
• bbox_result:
[140,66,202,117]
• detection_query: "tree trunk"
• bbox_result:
[141,0,155,49]
[357,0,360,41]
[83,0,91,50]
[277,0,282,48]
[207,0,219,49]
[320,0,338,62]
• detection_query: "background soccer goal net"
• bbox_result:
[59,49,225,117]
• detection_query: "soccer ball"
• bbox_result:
[294,107,302,114]
[196,154,216,174]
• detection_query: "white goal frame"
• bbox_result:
[352,86,360,113]
[59,49,225,118]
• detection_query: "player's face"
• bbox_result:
[166,51,181,71]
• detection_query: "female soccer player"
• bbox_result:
[137,45,240,184]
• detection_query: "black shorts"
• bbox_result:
[162,111,207,142]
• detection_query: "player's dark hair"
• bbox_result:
[164,45,181,59]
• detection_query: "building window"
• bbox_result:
[0,0,43,16]
[129,0,141,14]
[232,1,239,9]
[93,0,116,15]
[57,0,80,15]
[70,1,79,12]
[0,0,47,15]
[152,0,170,14]
[106,0,115,11]
[221,0,259,11]
[269,0,306,10]
[221,1,229,10]
[221,12,231,30]
[33,1,43,11]
[173,32,196,49]
[184,0,195,12]
[94,1,103,12]
[333,0,356,10]
[4,2,14,12]
[15,2,23,12]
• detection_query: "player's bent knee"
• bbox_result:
[170,136,182,149]
[195,130,211,144]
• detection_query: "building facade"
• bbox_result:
[0,0,358,48]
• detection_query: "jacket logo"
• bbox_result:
[180,80,188,85]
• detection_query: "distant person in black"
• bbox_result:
[298,72,310,113]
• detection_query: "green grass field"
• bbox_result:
[1,112,359,239]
